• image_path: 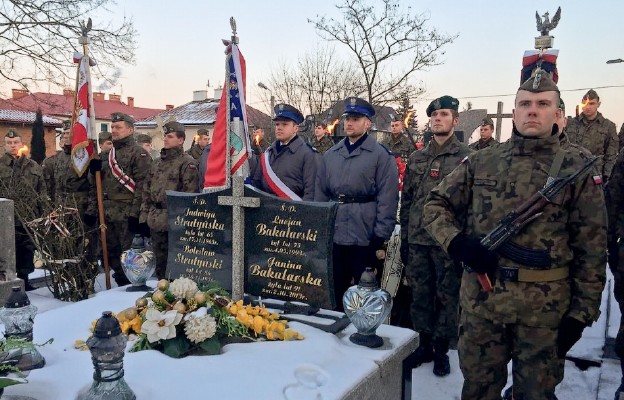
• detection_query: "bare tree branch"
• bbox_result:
[309,0,457,106]
[0,0,136,92]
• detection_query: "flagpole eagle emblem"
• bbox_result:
[535,7,561,36]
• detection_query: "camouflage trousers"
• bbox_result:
[405,244,460,340]
[151,230,168,281]
[458,311,560,400]
[105,218,133,278]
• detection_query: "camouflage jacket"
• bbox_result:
[310,135,335,155]
[618,123,624,151]
[140,146,198,232]
[186,144,205,161]
[252,135,319,201]
[566,112,618,179]
[88,135,152,220]
[469,137,498,151]
[0,153,46,223]
[380,132,414,160]
[42,148,91,211]
[424,132,607,327]
[315,134,399,245]
[401,135,473,246]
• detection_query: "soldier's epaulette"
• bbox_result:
[306,143,319,153]
[379,143,393,155]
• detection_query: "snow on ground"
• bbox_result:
[19,270,624,399]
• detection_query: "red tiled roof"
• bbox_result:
[0,92,163,121]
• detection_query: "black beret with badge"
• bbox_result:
[163,121,185,134]
[426,95,459,117]
[5,129,20,139]
[273,104,304,125]
[111,112,135,125]
[342,97,375,119]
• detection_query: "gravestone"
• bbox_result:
[165,183,338,309]
[0,198,25,301]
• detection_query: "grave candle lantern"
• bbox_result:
[121,235,156,292]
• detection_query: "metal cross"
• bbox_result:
[217,175,260,301]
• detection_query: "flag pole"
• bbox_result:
[79,19,111,290]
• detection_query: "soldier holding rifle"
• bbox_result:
[423,73,607,400]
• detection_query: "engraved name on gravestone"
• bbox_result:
[166,190,233,291]
[244,186,338,309]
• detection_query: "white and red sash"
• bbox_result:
[108,147,136,193]
[259,151,301,201]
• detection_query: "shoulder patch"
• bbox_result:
[460,155,470,164]
[592,175,602,185]
[306,143,319,153]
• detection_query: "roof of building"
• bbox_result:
[135,99,272,129]
[0,109,63,126]
[0,91,163,121]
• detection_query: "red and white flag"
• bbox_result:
[203,40,251,189]
[71,51,97,177]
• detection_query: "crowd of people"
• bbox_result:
[2,71,624,399]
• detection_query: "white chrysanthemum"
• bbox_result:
[169,277,198,300]
[184,314,217,344]
[140,309,183,343]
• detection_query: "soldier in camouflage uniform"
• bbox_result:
[381,119,414,161]
[566,89,618,181]
[136,133,154,159]
[86,113,153,286]
[315,97,399,310]
[399,95,473,377]
[42,121,91,215]
[310,123,335,155]
[140,122,198,280]
[423,73,606,400]
[186,128,210,161]
[0,129,46,290]
[606,150,624,399]
[469,117,498,151]
[98,131,113,153]
[251,104,318,201]
[619,123,624,153]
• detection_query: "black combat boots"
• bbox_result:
[406,332,434,369]
[433,337,450,376]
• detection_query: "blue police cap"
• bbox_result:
[342,97,375,119]
[273,103,304,124]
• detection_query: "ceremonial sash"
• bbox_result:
[108,147,136,193]
[259,151,301,201]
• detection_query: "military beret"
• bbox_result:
[163,121,185,134]
[111,112,135,125]
[5,129,20,139]
[583,89,599,101]
[135,133,152,144]
[62,119,72,131]
[273,103,304,124]
[426,95,459,117]
[343,97,375,119]
[480,117,494,127]
[518,70,560,94]
[98,131,112,141]
[197,128,209,136]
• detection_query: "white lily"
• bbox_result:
[140,309,183,343]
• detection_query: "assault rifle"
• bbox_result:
[475,156,600,291]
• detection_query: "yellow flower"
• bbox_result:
[130,316,142,333]
[74,339,89,350]
[283,329,304,341]
[252,315,267,335]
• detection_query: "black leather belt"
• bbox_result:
[332,194,376,204]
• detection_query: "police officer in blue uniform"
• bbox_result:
[251,103,318,201]
[315,97,399,310]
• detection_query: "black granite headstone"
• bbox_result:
[166,190,233,292]
[244,186,338,309]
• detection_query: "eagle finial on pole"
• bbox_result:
[535,7,561,36]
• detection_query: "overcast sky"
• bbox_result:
[12,1,624,142]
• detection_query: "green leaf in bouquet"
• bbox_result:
[162,336,190,358]
[197,337,221,355]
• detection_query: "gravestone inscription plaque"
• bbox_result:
[244,186,338,309]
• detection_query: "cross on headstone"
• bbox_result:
[487,101,513,142]
[217,175,260,301]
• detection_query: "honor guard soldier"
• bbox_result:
[400,95,473,376]
[566,89,619,182]
[98,131,113,153]
[140,122,198,280]
[381,119,414,160]
[187,128,210,161]
[311,123,335,155]
[469,117,498,151]
[135,133,154,159]
[251,104,318,201]
[315,97,399,310]
[0,129,46,290]
[251,128,270,155]
[424,73,606,400]
[86,112,153,286]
